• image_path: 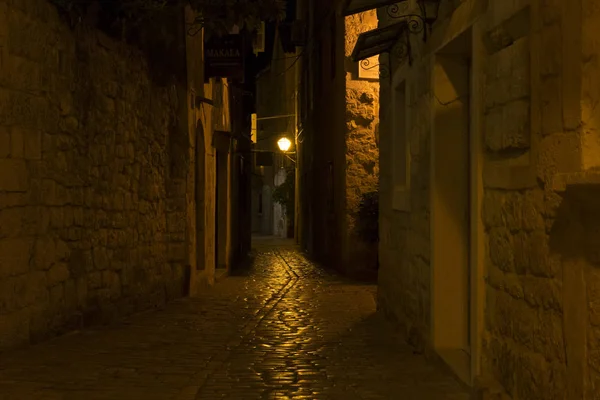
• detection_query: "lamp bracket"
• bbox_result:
[386,0,441,42]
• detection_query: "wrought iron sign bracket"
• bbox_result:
[358,47,410,81]
[358,59,391,81]
[386,0,441,42]
[390,26,412,67]
[359,58,382,75]
[356,25,412,81]
[352,19,418,81]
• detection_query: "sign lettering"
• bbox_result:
[205,34,245,81]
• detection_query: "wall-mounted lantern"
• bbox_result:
[277,137,292,152]
[419,0,442,24]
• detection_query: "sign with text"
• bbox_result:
[205,34,245,81]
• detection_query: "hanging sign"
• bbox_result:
[251,113,257,143]
[205,34,245,81]
[358,56,380,80]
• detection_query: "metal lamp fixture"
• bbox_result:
[417,0,441,24]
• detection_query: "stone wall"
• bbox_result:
[299,7,379,275]
[343,11,380,275]
[480,2,568,398]
[377,4,433,348]
[296,3,381,274]
[581,0,600,395]
[0,0,200,350]
[377,0,600,397]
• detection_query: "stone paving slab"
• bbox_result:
[0,239,469,399]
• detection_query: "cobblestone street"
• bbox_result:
[0,239,469,400]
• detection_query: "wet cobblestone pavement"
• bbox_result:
[0,239,469,399]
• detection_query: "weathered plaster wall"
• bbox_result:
[0,0,212,350]
[343,11,380,275]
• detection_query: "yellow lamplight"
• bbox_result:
[277,137,292,152]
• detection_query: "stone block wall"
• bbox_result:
[0,0,195,350]
[342,11,379,276]
[582,1,600,395]
[376,0,437,349]
[480,2,569,398]
[378,0,600,397]
[377,51,432,349]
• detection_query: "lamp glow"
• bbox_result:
[277,137,292,152]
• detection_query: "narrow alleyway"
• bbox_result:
[0,239,468,400]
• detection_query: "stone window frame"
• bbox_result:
[391,78,411,211]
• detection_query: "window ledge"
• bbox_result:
[552,171,600,193]
[552,172,600,213]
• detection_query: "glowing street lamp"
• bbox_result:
[277,137,292,152]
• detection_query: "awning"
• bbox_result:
[343,0,403,16]
[351,22,407,62]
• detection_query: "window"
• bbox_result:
[392,81,410,211]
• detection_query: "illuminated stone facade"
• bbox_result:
[297,0,380,277]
